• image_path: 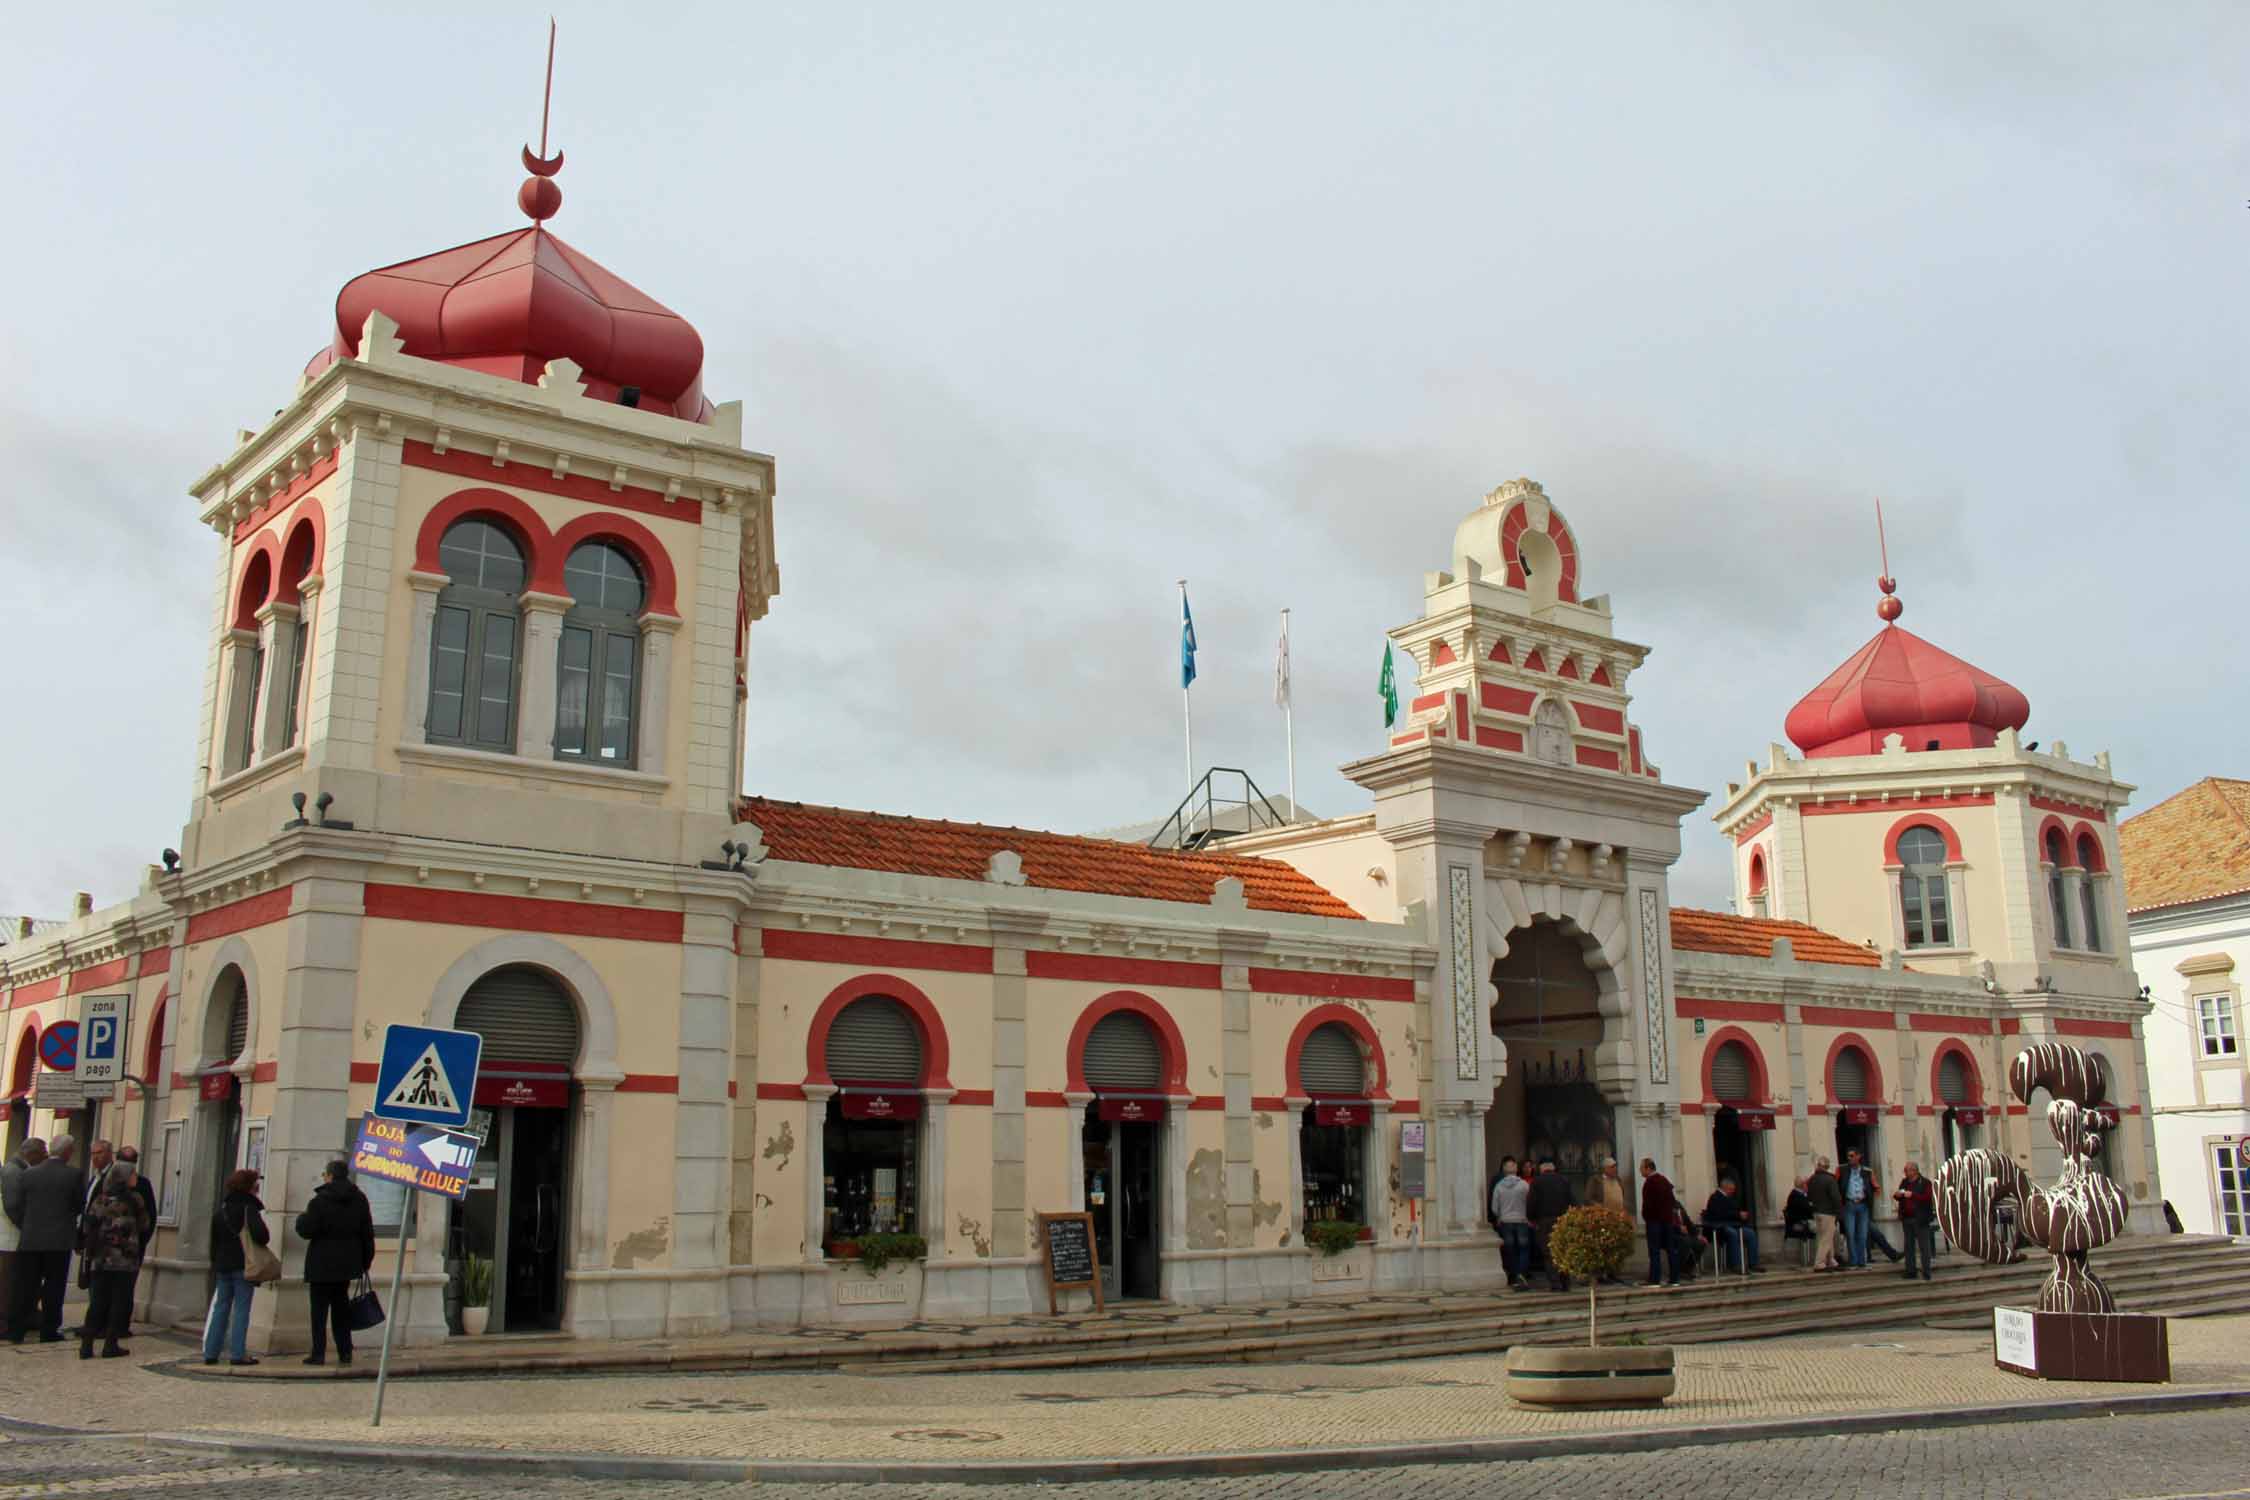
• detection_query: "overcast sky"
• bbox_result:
[2,4,2244,923]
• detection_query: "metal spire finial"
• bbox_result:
[518,19,565,223]
[1875,499,1902,622]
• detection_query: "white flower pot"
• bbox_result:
[461,1306,489,1336]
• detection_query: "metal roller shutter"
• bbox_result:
[1938,1052,1970,1105]
[224,975,248,1061]
[1832,1046,1871,1104]
[1299,1023,1365,1096]
[824,997,923,1084]
[456,965,581,1067]
[1710,1041,1754,1103]
[1083,1011,1163,1091]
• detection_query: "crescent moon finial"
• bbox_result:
[518,20,563,222]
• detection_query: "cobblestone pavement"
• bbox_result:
[5,1406,2250,1496]
[4,1316,2247,1463]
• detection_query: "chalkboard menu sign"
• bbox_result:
[1037,1211,1103,1314]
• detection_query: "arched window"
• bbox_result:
[1296,1021,1370,1226]
[428,519,527,752]
[277,518,319,751]
[1746,850,1768,917]
[821,996,924,1248]
[1937,1050,1971,1106]
[1897,825,1952,948]
[554,542,644,764]
[2076,834,2104,952]
[1083,1010,1165,1092]
[1832,1045,1872,1104]
[457,965,582,1069]
[1710,1040,1757,1103]
[2044,828,2074,949]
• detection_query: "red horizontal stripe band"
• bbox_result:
[404,440,702,526]
[1249,967,1414,1003]
[68,958,131,995]
[761,930,994,974]
[1909,1014,1989,1034]
[364,884,684,943]
[2054,1018,2135,1039]
[618,1074,678,1093]
[1800,1006,1892,1030]
[187,887,294,944]
[1026,951,1222,988]
[1677,999,1784,1023]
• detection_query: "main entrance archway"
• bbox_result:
[1486,919,1619,1205]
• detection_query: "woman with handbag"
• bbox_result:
[78,1159,150,1359]
[203,1167,273,1367]
[294,1159,376,1366]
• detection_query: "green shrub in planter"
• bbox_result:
[460,1253,493,1310]
[1545,1205,1635,1345]
[1302,1220,1365,1258]
[848,1232,928,1276]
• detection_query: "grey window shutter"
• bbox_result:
[1938,1052,1971,1105]
[1710,1041,1754,1103]
[1299,1023,1366,1096]
[457,965,582,1067]
[824,997,923,1085]
[224,979,248,1061]
[1083,1011,1163,1091]
[1832,1046,1871,1103]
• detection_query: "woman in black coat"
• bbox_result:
[295,1159,376,1366]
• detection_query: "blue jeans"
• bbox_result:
[204,1271,254,1361]
[1645,1222,1679,1283]
[1710,1222,1760,1272]
[1498,1222,1534,1282]
[1842,1202,1871,1266]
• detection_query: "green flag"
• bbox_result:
[1379,642,1399,729]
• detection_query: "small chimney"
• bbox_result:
[72,891,92,919]
[15,917,29,940]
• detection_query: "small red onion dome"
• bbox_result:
[318,227,712,423]
[1783,582,2030,758]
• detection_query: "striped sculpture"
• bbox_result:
[1934,1042,2129,1314]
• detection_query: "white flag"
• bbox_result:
[1275,611,1291,708]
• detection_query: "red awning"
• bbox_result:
[1728,1107,1777,1131]
[1950,1106,1986,1126]
[1313,1103,1370,1127]
[1097,1096,1163,1123]
[474,1061,571,1109]
[1838,1105,1879,1126]
[839,1091,922,1121]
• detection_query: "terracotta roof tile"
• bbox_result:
[738,798,1363,920]
[1667,908,1884,968]
[2120,777,2250,914]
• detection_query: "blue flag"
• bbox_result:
[1180,590,1198,689]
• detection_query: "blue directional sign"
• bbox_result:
[38,1022,79,1072]
[352,1112,481,1201]
[372,1023,482,1128]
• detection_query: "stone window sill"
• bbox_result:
[395,740,671,792]
[205,744,306,802]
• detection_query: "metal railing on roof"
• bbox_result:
[1148,768,1288,852]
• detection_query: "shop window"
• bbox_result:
[554,542,644,765]
[1298,1022,1369,1226]
[1897,826,1952,948]
[2044,828,2073,949]
[2197,995,2239,1058]
[427,519,526,752]
[822,997,923,1249]
[2215,1141,2248,1236]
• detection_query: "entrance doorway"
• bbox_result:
[445,965,581,1334]
[1488,920,1615,1205]
[1711,1108,1767,1222]
[1081,1104,1160,1300]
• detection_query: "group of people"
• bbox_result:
[1489,1147,1946,1289]
[0,1135,378,1366]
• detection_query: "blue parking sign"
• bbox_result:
[79,995,129,1085]
[372,1024,482,1128]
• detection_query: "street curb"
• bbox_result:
[125,1385,2250,1485]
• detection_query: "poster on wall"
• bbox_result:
[872,1168,899,1232]
[242,1118,269,1178]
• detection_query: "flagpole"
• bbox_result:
[1179,580,1193,790]
[1281,608,1296,821]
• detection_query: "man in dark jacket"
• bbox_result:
[1638,1158,1680,1286]
[1701,1178,1763,1273]
[295,1160,376,1366]
[1807,1157,1844,1270]
[5,1135,80,1342]
[1525,1158,1575,1292]
[1894,1161,1938,1281]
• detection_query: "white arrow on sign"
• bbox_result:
[417,1134,474,1172]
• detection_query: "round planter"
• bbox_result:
[460,1306,489,1336]
[1505,1343,1675,1407]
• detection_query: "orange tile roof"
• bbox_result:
[1667,909,1884,968]
[739,798,1364,920]
[2120,777,2250,914]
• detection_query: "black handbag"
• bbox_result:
[347,1276,385,1331]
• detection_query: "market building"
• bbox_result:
[0,149,2164,1356]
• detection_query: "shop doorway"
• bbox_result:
[1082,1104,1161,1300]
[1711,1107,1768,1222]
[1488,920,1615,1204]
[445,965,581,1334]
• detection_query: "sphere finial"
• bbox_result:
[1873,500,1902,622]
[519,20,564,223]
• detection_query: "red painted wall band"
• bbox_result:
[404,440,703,526]
[186,887,294,944]
[1026,951,1222,989]
[2054,1018,2134,1039]
[363,883,685,944]
[762,929,994,975]
[1675,998,1785,1023]
[1248,967,1414,1003]
[67,958,131,995]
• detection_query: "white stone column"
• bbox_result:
[1064,1092,1093,1211]
[920,1089,954,1261]
[801,1086,834,1263]
[515,591,572,760]
[253,600,301,760]
[669,908,736,1335]
[1163,1096,1190,1254]
[1366,1102,1391,1243]
[562,1077,619,1339]
[290,575,323,748]
[401,570,447,743]
[636,612,682,775]
[1284,1099,1308,1244]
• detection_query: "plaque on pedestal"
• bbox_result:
[1993,1306,2170,1383]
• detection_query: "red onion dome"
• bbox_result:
[1784,595,2029,758]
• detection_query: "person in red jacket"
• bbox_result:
[1894,1161,1938,1281]
[1638,1157,1681,1287]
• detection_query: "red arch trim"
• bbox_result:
[1699,1025,1772,1106]
[1929,1038,1982,1107]
[2034,815,2075,867]
[804,974,952,1089]
[1065,991,1189,1095]
[1822,1032,1886,1106]
[412,488,554,579]
[1884,812,1963,865]
[1747,849,1768,897]
[276,501,327,604]
[232,537,280,630]
[142,993,169,1091]
[549,511,681,617]
[9,1023,39,1096]
[2071,823,2107,873]
[1283,1005,1391,1101]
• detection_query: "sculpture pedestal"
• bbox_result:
[1993,1307,2170,1383]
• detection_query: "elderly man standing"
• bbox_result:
[1807,1156,1844,1272]
[1894,1160,1938,1282]
[1638,1157,1681,1287]
[0,1138,44,1341]
[6,1135,80,1342]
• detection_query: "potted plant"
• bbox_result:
[1302,1220,1366,1257]
[459,1253,493,1336]
[1504,1205,1675,1406]
[843,1231,927,1275]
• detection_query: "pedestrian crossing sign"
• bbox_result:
[372,1023,483,1128]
